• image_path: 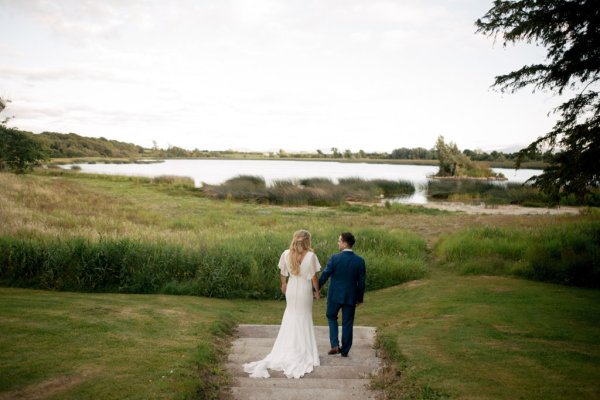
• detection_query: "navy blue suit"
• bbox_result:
[318,250,366,355]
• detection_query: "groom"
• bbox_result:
[318,232,366,357]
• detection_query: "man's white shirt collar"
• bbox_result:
[342,249,353,252]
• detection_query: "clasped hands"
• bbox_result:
[280,283,321,300]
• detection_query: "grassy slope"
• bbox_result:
[0,288,238,400]
[1,274,599,400]
[1,172,599,399]
[366,272,600,399]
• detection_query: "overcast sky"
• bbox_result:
[0,0,562,153]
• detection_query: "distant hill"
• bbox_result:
[29,132,144,158]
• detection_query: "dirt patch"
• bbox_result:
[0,375,84,400]
[419,202,580,216]
[403,279,429,289]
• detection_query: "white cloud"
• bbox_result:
[0,0,558,152]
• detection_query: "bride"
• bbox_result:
[243,229,322,379]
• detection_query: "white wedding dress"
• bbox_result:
[243,250,321,379]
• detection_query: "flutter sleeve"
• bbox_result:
[278,250,289,277]
[307,252,321,279]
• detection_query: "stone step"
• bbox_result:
[226,363,379,380]
[230,337,375,350]
[227,325,382,400]
[228,351,381,367]
[231,377,371,390]
[230,386,379,400]
[236,325,377,341]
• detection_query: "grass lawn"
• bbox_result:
[366,272,600,399]
[1,171,599,399]
[2,272,599,399]
[0,288,239,400]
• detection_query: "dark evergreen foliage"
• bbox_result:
[476,0,600,201]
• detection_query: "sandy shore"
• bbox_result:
[419,201,580,215]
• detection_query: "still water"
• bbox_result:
[62,159,540,204]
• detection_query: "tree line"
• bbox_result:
[0,123,547,165]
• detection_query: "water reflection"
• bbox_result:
[392,184,429,204]
[60,159,540,205]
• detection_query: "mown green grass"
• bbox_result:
[2,272,599,399]
[0,288,237,400]
[366,272,600,399]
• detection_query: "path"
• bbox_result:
[226,325,382,400]
[420,201,580,215]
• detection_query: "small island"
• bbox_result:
[432,136,506,180]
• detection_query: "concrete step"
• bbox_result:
[228,352,381,367]
[226,325,382,400]
[231,377,371,390]
[226,363,379,379]
[236,325,376,341]
[230,386,379,400]
[230,337,375,350]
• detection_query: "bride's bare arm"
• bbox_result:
[280,274,287,294]
[312,275,320,299]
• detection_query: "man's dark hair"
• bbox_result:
[340,232,355,248]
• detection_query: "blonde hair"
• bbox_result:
[287,230,313,276]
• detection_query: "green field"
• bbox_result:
[0,171,599,399]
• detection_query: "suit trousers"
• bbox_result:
[326,301,356,354]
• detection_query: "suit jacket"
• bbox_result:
[318,250,366,305]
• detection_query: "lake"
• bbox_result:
[62,159,541,204]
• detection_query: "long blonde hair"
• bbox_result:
[287,230,313,276]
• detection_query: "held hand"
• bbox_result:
[281,283,287,295]
[314,291,320,300]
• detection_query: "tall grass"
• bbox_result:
[427,180,549,206]
[151,175,195,188]
[201,175,415,205]
[0,228,429,299]
[435,222,600,288]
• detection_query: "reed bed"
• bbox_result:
[201,175,415,205]
[435,222,600,288]
[0,228,429,299]
[427,179,549,206]
[151,175,195,188]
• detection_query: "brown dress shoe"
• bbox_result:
[328,346,340,355]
